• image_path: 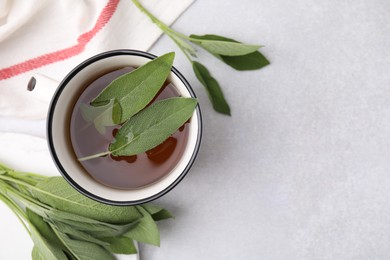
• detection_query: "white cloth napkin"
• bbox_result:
[0,0,194,119]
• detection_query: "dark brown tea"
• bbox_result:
[70,67,189,189]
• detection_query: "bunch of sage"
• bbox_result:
[131,0,270,115]
[78,52,197,161]
[0,162,172,259]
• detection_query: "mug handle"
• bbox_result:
[27,74,59,103]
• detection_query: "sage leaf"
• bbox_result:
[80,99,122,134]
[150,209,174,221]
[16,183,33,196]
[101,236,137,254]
[50,221,110,247]
[109,97,197,156]
[29,221,68,260]
[170,34,197,57]
[124,206,160,246]
[32,177,141,224]
[48,217,117,237]
[51,225,115,260]
[45,210,139,238]
[219,51,270,71]
[53,218,138,239]
[190,34,270,70]
[27,209,67,251]
[141,204,174,221]
[90,52,175,124]
[0,181,50,218]
[192,61,231,115]
[0,162,11,173]
[189,34,261,56]
[31,246,45,260]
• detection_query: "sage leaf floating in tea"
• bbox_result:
[91,52,175,124]
[109,97,197,157]
[80,98,122,134]
[77,52,198,162]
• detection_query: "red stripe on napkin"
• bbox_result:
[0,0,120,80]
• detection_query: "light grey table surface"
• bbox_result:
[1,0,390,259]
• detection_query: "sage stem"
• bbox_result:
[77,151,111,162]
[131,0,195,62]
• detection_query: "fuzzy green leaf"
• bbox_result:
[90,52,175,124]
[123,206,161,246]
[29,222,68,260]
[47,211,139,238]
[192,61,231,115]
[50,221,110,247]
[141,204,174,221]
[190,34,269,70]
[101,236,137,254]
[27,209,67,251]
[220,51,270,71]
[51,225,115,260]
[31,246,45,260]
[80,99,122,134]
[190,34,261,56]
[32,177,142,224]
[109,97,197,156]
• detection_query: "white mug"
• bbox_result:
[30,50,202,205]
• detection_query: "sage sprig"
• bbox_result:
[81,52,175,134]
[0,163,173,259]
[79,97,197,161]
[78,53,197,162]
[131,0,270,115]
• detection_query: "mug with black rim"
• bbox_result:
[30,50,202,206]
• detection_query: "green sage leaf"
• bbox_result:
[109,97,197,156]
[80,99,122,134]
[0,162,11,173]
[32,177,142,224]
[47,212,139,238]
[101,236,137,254]
[51,224,115,260]
[190,34,270,70]
[50,221,110,247]
[141,204,174,221]
[47,216,118,237]
[27,209,67,251]
[31,246,45,260]
[123,206,160,246]
[220,51,270,71]
[192,61,231,115]
[189,34,261,56]
[29,222,68,260]
[90,52,175,124]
